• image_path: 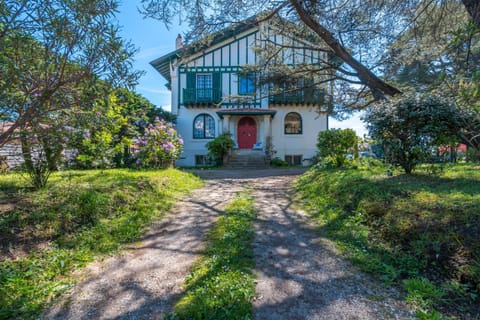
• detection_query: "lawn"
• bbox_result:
[295,161,480,319]
[0,169,202,320]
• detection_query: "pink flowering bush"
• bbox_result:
[132,118,184,168]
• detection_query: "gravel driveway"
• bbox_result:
[45,174,244,319]
[249,172,413,319]
[45,168,413,319]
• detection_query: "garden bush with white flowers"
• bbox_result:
[132,118,184,168]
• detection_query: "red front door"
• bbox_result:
[237,117,257,149]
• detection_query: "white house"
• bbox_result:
[150,16,330,167]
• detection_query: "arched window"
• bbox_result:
[193,113,215,139]
[284,112,302,134]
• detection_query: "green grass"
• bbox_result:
[172,191,256,320]
[295,161,480,318]
[0,168,202,320]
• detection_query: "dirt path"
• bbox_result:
[250,174,413,320]
[45,168,413,319]
[45,177,244,319]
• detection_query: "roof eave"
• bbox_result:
[149,49,183,83]
[149,14,261,82]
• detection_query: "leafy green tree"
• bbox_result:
[141,0,479,109]
[456,73,480,160]
[71,87,174,169]
[364,93,461,174]
[384,8,480,159]
[317,129,358,168]
[0,0,140,187]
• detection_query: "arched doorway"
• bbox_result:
[237,116,257,149]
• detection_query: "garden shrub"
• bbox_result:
[364,93,461,174]
[317,129,358,168]
[271,157,288,167]
[132,118,183,168]
[206,132,234,166]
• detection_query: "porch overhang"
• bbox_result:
[216,108,276,119]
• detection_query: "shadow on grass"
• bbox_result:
[295,167,480,318]
[251,179,414,319]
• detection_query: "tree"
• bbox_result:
[140,0,478,110]
[383,3,480,159]
[364,93,461,174]
[71,86,175,169]
[0,0,140,187]
[317,128,358,168]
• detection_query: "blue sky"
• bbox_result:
[116,1,368,137]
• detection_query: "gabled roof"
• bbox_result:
[150,15,261,85]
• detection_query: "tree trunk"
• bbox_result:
[289,0,402,100]
[41,135,63,171]
[20,133,34,172]
[462,0,480,26]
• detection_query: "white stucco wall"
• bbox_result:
[270,106,328,165]
[174,105,327,167]
[175,107,221,167]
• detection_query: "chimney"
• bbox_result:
[175,34,183,50]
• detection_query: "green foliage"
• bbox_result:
[317,129,358,168]
[0,169,202,319]
[19,152,51,190]
[456,73,480,161]
[72,87,175,169]
[0,0,144,188]
[271,157,288,167]
[365,93,461,174]
[173,191,256,319]
[206,133,234,166]
[404,278,445,311]
[295,163,480,318]
[132,118,184,168]
[0,0,140,148]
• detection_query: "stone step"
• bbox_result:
[225,149,268,168]
[224,165,269,169]
[228,159,265,163]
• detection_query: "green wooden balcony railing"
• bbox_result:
[269,88,325,105]
[183,88,222,105]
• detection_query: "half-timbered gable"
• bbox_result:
[151,16,330,167]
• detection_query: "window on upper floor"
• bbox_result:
[284,112,302,134]
[239,74,255,95]
[193,113,215,139]
[197,74,213,99]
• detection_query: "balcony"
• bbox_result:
[269,88,325,105]
[183,88,222,105]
